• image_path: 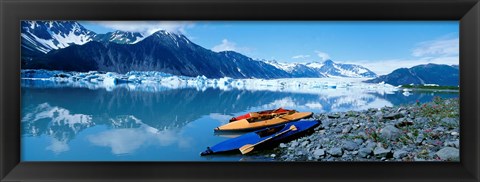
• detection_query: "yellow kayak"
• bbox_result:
[214,111,313,131]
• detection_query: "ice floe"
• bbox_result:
[21,69,399,94]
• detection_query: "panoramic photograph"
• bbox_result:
[20,21,459,161]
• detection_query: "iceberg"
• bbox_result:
[21,69,399,95]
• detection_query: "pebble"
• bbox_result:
[301,140,309,147]
[441,118,458,125]
[313,149,325,158]
[358,148,372,158]
[380,125,401,141]
[342,141,359,151]
[444,140,460,148]
[383,112,404,120]
[333,128,342,133]
[328,148,343,157]
[342,125,352,134]
[393,150,408,159]
[435,147,460,161]
[328,114,340,119]
[373,146,391,158]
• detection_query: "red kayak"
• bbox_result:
[229,108,295,122]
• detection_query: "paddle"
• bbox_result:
[239,125,297,155]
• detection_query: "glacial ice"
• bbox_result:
[21,69,399,94]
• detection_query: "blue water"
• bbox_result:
[20,81,458,161]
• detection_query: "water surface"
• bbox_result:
[21,80,458,161]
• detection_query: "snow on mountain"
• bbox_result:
[21,21,96,54]
[93,30,145,44]
[264,60,298,72]
[263,59,377,78]
[304,62,324,69]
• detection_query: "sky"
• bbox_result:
[80,21,459,75]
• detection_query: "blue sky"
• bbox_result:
[80,21,459,75]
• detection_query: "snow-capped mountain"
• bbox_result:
[21,21,96,54]
[21,21,376,79]
[265,59,377,78]
[93,30,145,44]
[265,60,327,78]
[23,30,291,79]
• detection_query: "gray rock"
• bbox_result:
[383,112,404,120]
[445,140,460,148]
[374,111,383,118]
[333,128,342,133]
[441,117,458,125]
[354,138,364,145]
[380,125,402,141]
[301,140,309,147]
[365,140,377,149]
[415,135,425,145]
[436,147,460,161]
[342,141,359,151]
[373,146,391,158]
[279,143,287,148]
[415,117,429,124]
[342,125,352,134]
[347,117,357,123]
[357,132,368,139]
[328,114,340,119]
[291,141,299,148]
[270,154,276,158]
[339,121,349,126]
[352,124,359,130]
[296,151,304,156]
[395,120,414,128]
[358,148,372,158]
[313,149,325,158]
[328,148,343,157]
[393,150,408,159]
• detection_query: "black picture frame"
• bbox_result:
[1,0,479,181]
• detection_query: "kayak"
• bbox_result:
[201,120,320,156]
[229,108,295,122]
[215,111,313,131]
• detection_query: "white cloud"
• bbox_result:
[46,138,70,154]
[87,125,190,155]
[338,34,459,75]
[315,51,331,61]
[412,38,459,57]
[212,39,237,52]
[211,39,251,54]
[292,55,311,59]
[88,21,195,36]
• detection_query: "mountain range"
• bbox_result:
[365,64,459,86]
[21,21,377,79]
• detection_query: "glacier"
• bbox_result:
[21,69,399,94]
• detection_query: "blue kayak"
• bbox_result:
[201,120,320,156]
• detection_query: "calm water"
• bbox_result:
[21,80,458,161]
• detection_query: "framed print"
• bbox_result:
[1,0,479,181]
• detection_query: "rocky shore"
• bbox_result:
[271,97,460,161]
